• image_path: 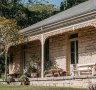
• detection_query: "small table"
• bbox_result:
[47,69,66,77]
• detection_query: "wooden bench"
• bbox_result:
[79,70,92,75]
[78,64,95,75]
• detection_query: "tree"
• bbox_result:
[60,0,88,11]
[0,56,5,77]
[0,0,59,29]
[28,4,59,23]
[0,0,31,28]
[0,17,25,80]
[60,1,65,11]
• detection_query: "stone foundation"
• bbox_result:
[0,76,96,88]
[29,76,96,88]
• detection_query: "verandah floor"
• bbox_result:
[0,85,87,90]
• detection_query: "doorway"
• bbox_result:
[69,33,78,76]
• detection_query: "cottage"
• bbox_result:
[9,0,96,88]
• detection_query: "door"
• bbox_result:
[69,33,78,76]
[70,40,78,65]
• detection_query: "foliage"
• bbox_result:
[24,54,41,77]
[19,75,30,85]
[0,16,24,53]
[0,0,31,28]
[60,0,88,11]
[0,0,59,29]
[19,75,28,82]
[0,16,25,80]
[24,65,37,77]
[7,76,15,84]
[23,4,59,28]
[0,56,9,78]
[0,56,5,74]
[28,4,59,20]
[0,0,88,28]
[44,60,52,71]
[30,54,41,70]
[28,65,37,73]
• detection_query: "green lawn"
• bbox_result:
[0,85,87,90]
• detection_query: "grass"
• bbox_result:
[0,85,87,90]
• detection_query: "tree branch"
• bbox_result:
[0,50,5,56]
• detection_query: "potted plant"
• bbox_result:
[31,66,38,78]
[19,75,30,85]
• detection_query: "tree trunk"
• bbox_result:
[5,50,8,81]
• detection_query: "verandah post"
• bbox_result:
[41,32,45,78]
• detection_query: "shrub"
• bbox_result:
[19,75,30,85]
[7,76,15,84]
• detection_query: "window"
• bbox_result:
[70,33,78,64]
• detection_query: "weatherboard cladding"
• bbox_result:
[20,0,96,35]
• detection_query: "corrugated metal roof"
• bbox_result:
[20,0,96,33]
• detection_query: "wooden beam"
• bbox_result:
[65,33,70,76]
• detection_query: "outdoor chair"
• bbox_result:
[59,70,66,76]
[45,70,53,77]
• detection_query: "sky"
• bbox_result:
[24,0,64,7]
[47,0,64,7]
